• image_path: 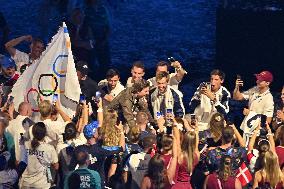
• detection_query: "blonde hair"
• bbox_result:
[128,125,141,143]
[101,110,121,146]
[39,100,52,118]
[181,131,197,174]
[262,151,283,187]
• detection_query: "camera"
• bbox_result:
[190,114,196,126]
[6,96,14,106]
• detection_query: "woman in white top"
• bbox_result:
[19,122,59,189]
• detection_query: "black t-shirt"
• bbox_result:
[79,77,99,116]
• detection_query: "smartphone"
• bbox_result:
[206,82,211,90]
[156,112,163,119]
[190,114,196,125]
[7,96,14,106]
[52,94,58,104]
[168,57,175,63]
[260,114,267,128]
[94,91,101,103]
[166,109,173,114]
[79,94,86,103]
[200,82,207,89]
[236,74,242,80]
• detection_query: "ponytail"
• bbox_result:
[31,122,47,150]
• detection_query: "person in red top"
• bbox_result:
[169,118,200,189]
[141,154,171,189]
[275,125,284,169]
[252,151,284,189]
[203,155,242,189]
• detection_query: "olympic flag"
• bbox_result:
[11,22,81,119]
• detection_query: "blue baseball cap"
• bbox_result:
[1,56,16,69]
[83,121,99,139]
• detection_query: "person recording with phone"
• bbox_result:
[147,59,186,90]
[233,71,274,134]
[188,69,230,130]
[148,71,185,121]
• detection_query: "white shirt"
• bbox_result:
[148,73,180,90]
[12,49,38,71]
[56,132,87,154]
[242,87,274,117]
[29,119,68,151]
[98,79,125,97]
[20,141,58,189]
[7,115,28,161]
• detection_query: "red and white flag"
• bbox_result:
[236,162,253,186]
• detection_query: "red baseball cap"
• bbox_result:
[254,71,273,82]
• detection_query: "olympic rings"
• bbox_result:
[38,74,58,96]
[26,88,42,112]
[52,54,68,77]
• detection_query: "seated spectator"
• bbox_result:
[108,79,153,128]
[252,151,284,189]
[148,60,186,90]
[203,155,242,189]
[19,122,59,188]
[149,71,185,120]
[126,61,145,88]
[140,154,170,189]
[189,69,230,131]
[98,69,124,106]
[5,35,44,71]
[64,145,101,189]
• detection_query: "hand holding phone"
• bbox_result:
[7,96,14,106]
[52,94,58,105]
[79,94,86,104]
[236,74,243,87]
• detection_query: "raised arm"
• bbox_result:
[5,35,32,56]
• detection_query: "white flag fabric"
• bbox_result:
[11,22,80,118]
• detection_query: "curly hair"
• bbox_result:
[101,110,121,146]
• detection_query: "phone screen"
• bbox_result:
[166,109,173,114]
[80,94,86,103]
[53,94,58,103]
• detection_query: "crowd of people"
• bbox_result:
[0,1,284,189]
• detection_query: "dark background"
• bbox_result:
[1,0,283,108]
